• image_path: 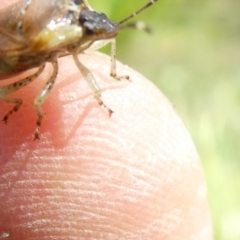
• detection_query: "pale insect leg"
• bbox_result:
[17,0,32,32]
[109,38,129,81]
[34,61,58,140]
[110,38,117,78]
[73,54,113,116]
[0,64,45,124]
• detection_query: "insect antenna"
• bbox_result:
[119,21,152,33]
[118,0,158,25]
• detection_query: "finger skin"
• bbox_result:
[0,51,212,239]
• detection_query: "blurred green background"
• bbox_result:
[90,0,240,239]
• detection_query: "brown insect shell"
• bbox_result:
[0,0,97,79]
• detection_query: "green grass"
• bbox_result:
[90,1,240,239]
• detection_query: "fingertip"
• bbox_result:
[0,52,212,239]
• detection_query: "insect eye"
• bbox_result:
[84,22,95,35]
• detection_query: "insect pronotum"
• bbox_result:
[0,0,158,139]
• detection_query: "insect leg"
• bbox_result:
[73,54,113,116]
[17,0,32,33]
[0,64,45,124]
[109,38,129,81]
[33,61,58,140]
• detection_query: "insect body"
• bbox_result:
[0,0,157,139]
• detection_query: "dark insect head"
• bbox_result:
[79,10,120,39]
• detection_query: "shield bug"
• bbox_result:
[0,0,158,139]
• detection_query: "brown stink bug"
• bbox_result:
[0,0,158,139]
